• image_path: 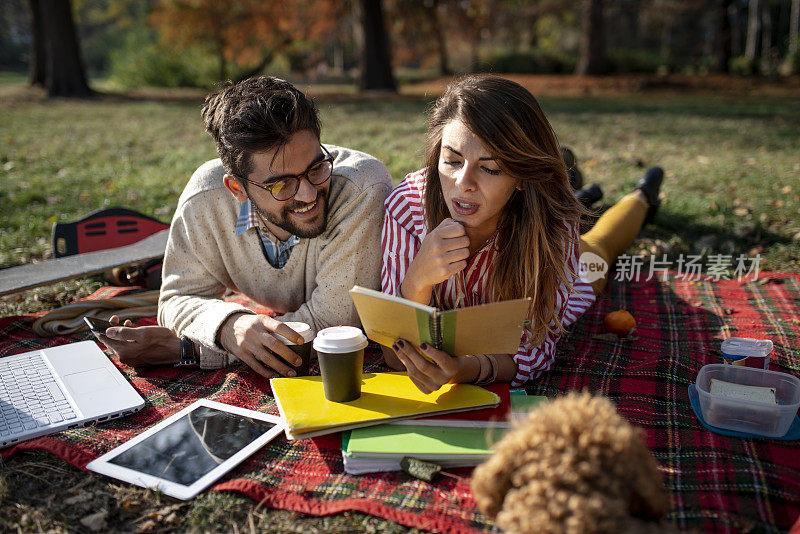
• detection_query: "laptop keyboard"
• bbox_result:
[0,354,77,438]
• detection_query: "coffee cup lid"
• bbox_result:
[313,326,368,354]
[275,322,314,344]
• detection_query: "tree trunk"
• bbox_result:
[760,0,773,54]
[730,1,743,57]
[745,0,760,59]
[40,0,90,97]
[791,0,799,55]
[470,36,480,69]
[233,49,280,84]
[576,0,606,75]
[356,0,396,92]
[27,0,45,87]
[429,0,451,76]
[714,0,733,72]
[217,41,227,82]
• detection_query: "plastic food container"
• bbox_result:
[695,364,800,437]
[720,337,773,369]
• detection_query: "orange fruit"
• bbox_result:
[604,309,636,337]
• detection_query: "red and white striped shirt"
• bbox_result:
[381,168,596,386]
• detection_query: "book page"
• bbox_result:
[350,286,436,347]
[439,297,531,356]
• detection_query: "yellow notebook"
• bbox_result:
[270,372,501,440]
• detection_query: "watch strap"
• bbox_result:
[175,336,199,367]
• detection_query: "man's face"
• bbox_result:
[244,130,331,240]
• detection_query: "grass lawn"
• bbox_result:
[0,76,799,531]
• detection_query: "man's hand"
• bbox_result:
[390,339,465,394]
[218,313,306,379]
[401,218,470,304]
[95,315,181,367]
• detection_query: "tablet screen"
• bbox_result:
[108,406,276,486]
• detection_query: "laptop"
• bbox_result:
[0,340,145,448]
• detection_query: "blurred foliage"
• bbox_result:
[779,51,800,76]
[476,50,575,74]
[3,0,800,86]
[148,0,341,81]
[606,49,665,74]
[73,0,150,75]
[108,27,219,88]
[0,0,29,70]
[730,55,757,76]
[534,12,580,56]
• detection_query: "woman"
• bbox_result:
[382,75,662,393]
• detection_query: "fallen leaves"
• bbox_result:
[80,510,108,532]
[135,503,187,532]
[64,491,94,506]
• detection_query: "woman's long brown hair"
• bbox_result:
[424,75,585,346]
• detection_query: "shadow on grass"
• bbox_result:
[652,209,791,249]
[540,96,800,121]
[583,205,792,253]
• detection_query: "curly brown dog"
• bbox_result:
[471,392,672,533]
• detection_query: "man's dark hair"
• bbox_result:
[201,76,321,178]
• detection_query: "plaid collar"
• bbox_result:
[235,199,299,268]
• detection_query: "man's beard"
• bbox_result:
[252,189,330,239]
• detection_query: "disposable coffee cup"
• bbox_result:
[275,322,314,376]
[313,326,368,402]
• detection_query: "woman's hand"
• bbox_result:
[401,218,470,304]
[391,339,472,394]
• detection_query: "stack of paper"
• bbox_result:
[342,392,547,474]
[270,372,502,440]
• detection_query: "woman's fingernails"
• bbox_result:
[295,359,303,366]
[288,370,296,377]
[420,343,428,350]
[106,328,118,338]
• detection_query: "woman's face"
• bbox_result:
[437,120,519,236]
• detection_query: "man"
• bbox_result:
[100,76,392,379]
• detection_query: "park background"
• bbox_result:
[0,0,799,531]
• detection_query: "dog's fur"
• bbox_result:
[471,392,671,533]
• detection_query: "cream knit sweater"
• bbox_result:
[157,145,393,368]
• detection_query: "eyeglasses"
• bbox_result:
[238,145,334,201]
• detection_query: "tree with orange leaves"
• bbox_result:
[148,0,339,82]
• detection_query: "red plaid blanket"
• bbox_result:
[1,275,799,533]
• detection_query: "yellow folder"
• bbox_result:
[270,372,501,440]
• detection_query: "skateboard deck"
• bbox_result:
[0,230,169,297]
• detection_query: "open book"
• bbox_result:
[349,286,531,356]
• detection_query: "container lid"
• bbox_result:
[275,322,314,345]
[721,337,773,358]
[313,326,368,354]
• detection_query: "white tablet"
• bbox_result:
[86,400,285,500]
